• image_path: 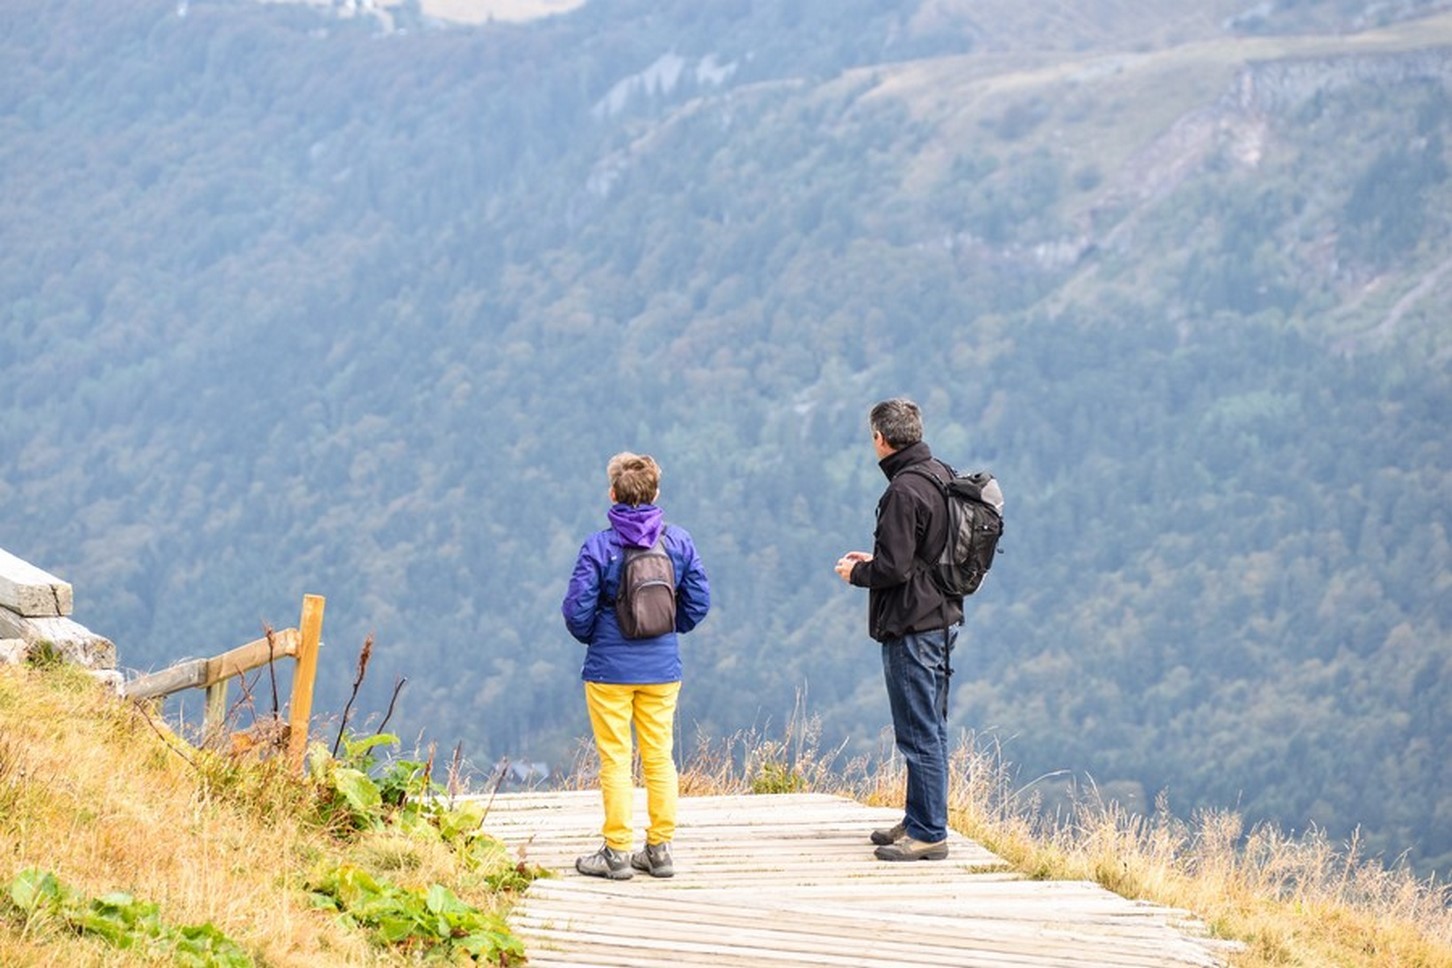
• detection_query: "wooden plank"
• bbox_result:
[202,629,300,687]
[122,659,209,700]
[513,888,1214,961]
[0,547,73,617]
[476,792,1233,968]
[121,629,302,702]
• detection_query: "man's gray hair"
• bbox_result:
[870,398,923,449]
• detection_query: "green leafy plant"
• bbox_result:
[5,868,251,967]
[752,760,806,794]
[307,733,401,833]
[307,863,525,964]
[308,734,529,857]
[302,731,541,956]
[749,741,807,794]
[307,734,502,843]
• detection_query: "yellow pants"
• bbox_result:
[583,680,681,851]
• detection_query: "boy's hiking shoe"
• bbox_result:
[874,838,949,862]
[869,822,906,846]
[576,843,633,880]
[630,842,675,878]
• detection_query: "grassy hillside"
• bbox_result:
[0,662,535,967]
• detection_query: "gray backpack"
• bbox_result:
[614,536,677,639]
[906,463,1004,597]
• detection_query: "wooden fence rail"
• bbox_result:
[121,594,325,766]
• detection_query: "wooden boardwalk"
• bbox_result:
[476,790,1236,967]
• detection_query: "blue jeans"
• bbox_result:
[881,627,957,843]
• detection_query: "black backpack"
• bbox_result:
[613,535,678,639]
[906,462,1004,598]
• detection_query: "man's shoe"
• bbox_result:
[874,837,949,862]
[869,822,906,846]
[575,843,633,880]
[630,841,675,878]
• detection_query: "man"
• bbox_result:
[835,398,963,862]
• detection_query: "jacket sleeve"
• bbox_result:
[672,530,711,634]
[851,481,922,589]
[561,539,605,644]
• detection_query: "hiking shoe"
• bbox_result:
[575,843,633,880]
[874,837,949,862]
[870,821,906,846]
[630,841,675,878]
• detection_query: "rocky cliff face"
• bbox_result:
[1235,47,1452,114]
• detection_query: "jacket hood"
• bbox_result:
[607,503,664,548]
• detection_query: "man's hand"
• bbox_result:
[835,551,871,583]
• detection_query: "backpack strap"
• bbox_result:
[901,459,954,490]
[900,463,965,634]
[899,462,953,569]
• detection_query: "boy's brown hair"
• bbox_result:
[608,452,661,506]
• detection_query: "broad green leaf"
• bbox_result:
[174,922,253,968]
[8,869,59,912]
[331,864,382,906]
[332,767,382,813]
[375,913,417,944]
[342,733,399,759]
[75,908,133,946]
[306,891,340,911]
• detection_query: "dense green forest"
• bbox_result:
[3,0,1450,876]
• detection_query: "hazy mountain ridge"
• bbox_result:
[2,0,1449,875]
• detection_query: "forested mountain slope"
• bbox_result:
[3,0,1449,874]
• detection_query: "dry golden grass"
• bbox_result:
[965,780,1452,968]
[0,663,520,967]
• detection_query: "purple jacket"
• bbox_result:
[561,503,711,684]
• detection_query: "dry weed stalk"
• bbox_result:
[332,633,374,756]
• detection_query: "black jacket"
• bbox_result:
[849,440,964,642]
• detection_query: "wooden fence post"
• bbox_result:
[288,594,325,769]
[203,679,229,749]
